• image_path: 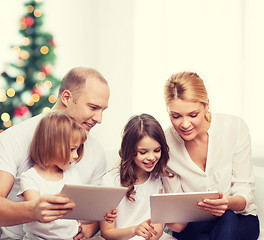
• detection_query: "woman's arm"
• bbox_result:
[100,219,162,240]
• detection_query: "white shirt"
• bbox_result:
[18,166,81,240]
[101,169,175,240]
[163,113,257,216]
[0,113,107,239]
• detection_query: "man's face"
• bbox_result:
[65,77,110,132]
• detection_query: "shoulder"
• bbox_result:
[102,168,120,187]
[84,135,105,157]
[165,126,183,148]
[210,113,250,146]
[85,134,104,149]
[211,113,249,134]
[80,135,106,168]
[20,167,40,186]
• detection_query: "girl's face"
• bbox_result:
[167,98,209,141]
[56,136,82,171]
[134,136,161,174]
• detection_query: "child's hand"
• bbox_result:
[104,208,118,223]
[134,219,157,239]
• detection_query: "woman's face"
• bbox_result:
[167,98,209,141]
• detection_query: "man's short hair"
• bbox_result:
[58,67,107,97]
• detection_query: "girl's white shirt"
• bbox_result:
[102,168,175,240]
[163,113,257,216]
[18,165,82,240]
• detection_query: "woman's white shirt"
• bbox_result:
[163,113,257,216]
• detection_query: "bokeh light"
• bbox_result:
[7,88,15,97]
[48,95,56,103]
[26,5,34,13]
[37,72,46,80]
[1,113,10,122]
[32,93,40,102]
[16,76,25,83]
[40,46,49,55]
[34,9,42,17]
[44,80,52,89]
[42,107,50,113]
[3,120,12,128]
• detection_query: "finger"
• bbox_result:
[43,194,72,204]
[138,229,152,239]
[41,201,76,211]
[142,222,157,236]
[112,208,118,214]
[39,214,65,223]
[198,203,227,211]
[202,197,227,206]
[40,209,72,219]
[198,199,227,208]
[197,205,226,216]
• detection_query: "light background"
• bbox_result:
[1,0,263,159]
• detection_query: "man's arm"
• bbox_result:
[0,170,36,226]
[0,170,76,226]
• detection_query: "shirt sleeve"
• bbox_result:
[229,118,255,213]
[17,169,40,197]
[0,130,20,176]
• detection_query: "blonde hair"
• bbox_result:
[29,111,87,169]
[164,72,211,122]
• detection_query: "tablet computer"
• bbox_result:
[150,191,219,223]
[60,184,127,221]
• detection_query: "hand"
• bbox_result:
[104,208,118,223]
[73,225,86,240]
[134,219,157,239]
[197,192,228,216]
[33,194,76,223]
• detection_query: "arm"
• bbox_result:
[0,170,76,226]
[0,170,36,226]
[100,219,163,240]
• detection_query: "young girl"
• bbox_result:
[100,114,176,240]
[18,111,87,240]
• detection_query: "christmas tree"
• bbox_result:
[0,0,61,132]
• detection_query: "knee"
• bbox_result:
[220,210,239,227]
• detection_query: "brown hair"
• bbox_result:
[119,114,171,201]
[29,111,87,169]
[164,72,211,122]
[58,67,107,99]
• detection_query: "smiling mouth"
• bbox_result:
[83,122,94,130]
[143,161,156,168]
[181,128,193,135]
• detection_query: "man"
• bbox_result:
[0,67,110,239]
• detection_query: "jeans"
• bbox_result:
[172,210,260,240]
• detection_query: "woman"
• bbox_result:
[163,72,259,240]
